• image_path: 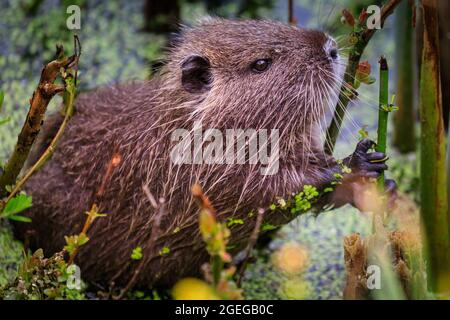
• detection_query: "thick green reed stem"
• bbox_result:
[376,57,389,190]
[392,0,416,153]
[420,0,450,295]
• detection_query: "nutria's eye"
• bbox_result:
[251,59,271,73]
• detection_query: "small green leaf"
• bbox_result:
[341,165,352,174]
[333,172,343,180]
[159,246,170,256]
[7,215,32,222]
[323,187,334,193]
[64,234,90,254]
[365,76,376,85]
[389,105,399,112]
[277,198,287,208]
[131,246,143,260]
[226,217,244,227]
[0,117,10,126]
[358,126,369,140]
[2,194,32,217]
[226,244,237,250]
[77,233,89,246]
[261,223,277,232]
[381,104,390,112]
[390,94,396,105]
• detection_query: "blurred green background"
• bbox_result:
[1,0,417,299]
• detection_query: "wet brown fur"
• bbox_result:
[14,19,343,287]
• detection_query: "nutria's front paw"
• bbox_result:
[339,139,398,210]
[343,138,388,180]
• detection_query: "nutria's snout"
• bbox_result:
[329,48,339,60]
[321,37,340,65]
[325,38,339,60]
[319,36,344,83]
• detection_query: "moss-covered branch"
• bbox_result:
[0,42,79,198]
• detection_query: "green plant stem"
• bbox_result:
[393,0,416,153]
[212,255,223,286]
[420,0,450,294]
[0,91,4,111]
[376,57,389,190]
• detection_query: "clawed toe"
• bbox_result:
[344,139,389,176]
[367,152,388,163]
[355,138,376,153]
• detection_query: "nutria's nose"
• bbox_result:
[329,48,338,60]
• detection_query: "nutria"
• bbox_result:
[13,18,394,288]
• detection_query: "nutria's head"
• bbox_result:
[157,18,344,157]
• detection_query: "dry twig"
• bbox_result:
[288,0,296,25]
[237,208,264,286]
[67,148,120,266]
[0,38,80,198]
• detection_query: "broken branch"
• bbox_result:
[0,36,80,199]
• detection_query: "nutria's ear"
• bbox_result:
[181,55,212,93]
